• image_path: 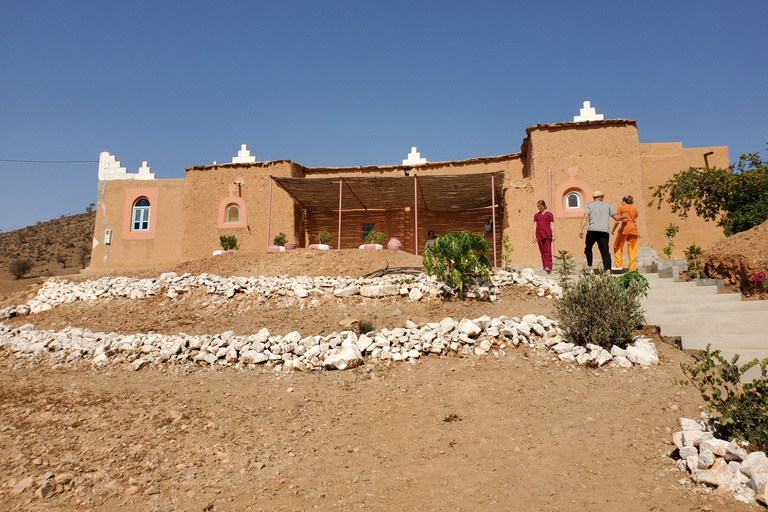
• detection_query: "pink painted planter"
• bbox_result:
[213,250,235,256]
[387,238,402,251]
[284,242,297,250]
[308,244,330,250]
[266,245,286,253]
[359,244,383,250]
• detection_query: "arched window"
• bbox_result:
[132,198,150,231]
[226,205,240,223]
[565,192,581,209]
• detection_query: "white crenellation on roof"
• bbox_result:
[573,101,604,122]
[98,152,156,181]
[232,144,257,164]
[402,146,427,166]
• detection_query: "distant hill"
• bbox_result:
[0,211,96,282]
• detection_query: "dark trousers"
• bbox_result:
[585,231,611,270]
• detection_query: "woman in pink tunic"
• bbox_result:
[533,200,555,271]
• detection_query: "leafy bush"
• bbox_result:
[219,235,239,250]
[9,258,34,279]
[422,231,491,299]
[684,244,705,279]
[555,269,646,349]
[501,234,514,269]
[676,345,768,451]
[316,230,332,244]
[272,233,287,246]
[363,230,385,244]
[617,271,649,296]
[358,320,374,335]
[554,250,575,289]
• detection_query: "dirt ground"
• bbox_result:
[0,250,756,511]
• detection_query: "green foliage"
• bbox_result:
[617,271,649,296]
[9,258,34,279]
[272,233,287,246]
[677,345,768,451]
[315,230,332,244]
[554,250,575,289]
[422,231,491,299]
[684,244,706,279]
[358,320,374,335]
[363,230,386,244]
[662,223,679,259]
[649,150,768,236]
[501,234,514,268]
[555,269,646,349]
[219,235,239,251]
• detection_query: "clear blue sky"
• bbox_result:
[1,0,766,233]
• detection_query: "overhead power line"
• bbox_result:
[0,159,98,163]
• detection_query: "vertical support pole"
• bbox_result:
[338,178,343,250]
[414,176,419,255]
[267,177,273,252]
[491,173,497,267]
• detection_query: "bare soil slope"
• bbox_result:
[0,249,753,511]
[704,219,768,297]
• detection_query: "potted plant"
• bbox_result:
[214,235,238,256]
[309,230,332,250]
[359,230,385,250]
[267,232,288,253]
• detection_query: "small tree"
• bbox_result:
[649,150,768,236]
[9,258,33,279]
[684,244,705,279]
[554,250,575,289]
[272,233,287,246]
[56,253,67,268]
[422,231,491,299]
[662,223,679,259]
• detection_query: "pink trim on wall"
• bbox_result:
[217,185,248,229]
[553,167,593,219]
[122,187,159,240]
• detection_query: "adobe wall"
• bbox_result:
[90,178,186,269]
[507,122,646,268]
[181,160,303,260]
[640,142,729,258]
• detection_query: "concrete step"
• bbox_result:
[679,334,768,352]
[641,293,742,305]
[644,301,768,314]
[647,312,768,326]
[659,323,767,336]
[646,286,718,297]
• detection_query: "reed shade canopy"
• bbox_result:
[271,172,505,212]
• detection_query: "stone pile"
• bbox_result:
[673,417,768,506]
[0,268,560,321]
[0,313,657,373]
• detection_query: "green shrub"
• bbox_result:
[617,271,649,296]
[684,244,705,279]
[555,269,645,349]
[358,320,374,335]
[662,223,679,259]
[501,234,514,269]
[219,235,239,250]
[422,231,491,299]
[316,230,332,244]
[9,258,34,279]
[363,230,385,244]
[272,233,287,246]
[554,250,576,289]
[676,345,768,451]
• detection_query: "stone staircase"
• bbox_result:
[641,271,768,381]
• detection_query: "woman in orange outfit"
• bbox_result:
[611,195,639,271]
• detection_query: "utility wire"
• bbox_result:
[0,159,98,163]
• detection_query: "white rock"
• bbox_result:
[323,345,363,370]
